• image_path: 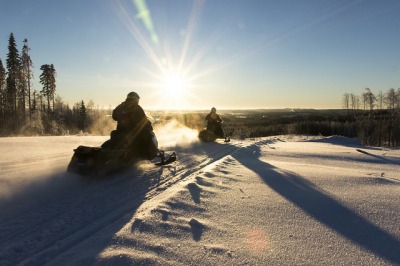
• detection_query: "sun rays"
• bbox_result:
[109,0,235,110]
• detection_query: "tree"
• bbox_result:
[349,93,358,111]
[385,88,396,111]
[362,88,376,112]
[30,90,44,135]
[6,33,22,130]
[342,93,350,112]
[396,88,400,109]
[376,91,384,110]
[77,100,87,131]
[0,59,6,133]
[39,64,56,111]
[0,59,5,92]
[49,64,56,109]
[21,38,34,118]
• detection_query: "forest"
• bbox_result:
[153,104,400,148]
[0,33,116,136]
[1,33,399,147]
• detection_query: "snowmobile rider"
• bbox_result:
[205,107,228,140]
[101,92,158,160]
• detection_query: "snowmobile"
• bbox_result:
[67,132,176,177]
[67,146,176,177]
[198,122,230,142]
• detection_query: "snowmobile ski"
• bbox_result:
[155,151,177,166]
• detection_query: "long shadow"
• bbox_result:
[189,218,205,241]
[355,148,400,165]
[272,152,397,166]
[232,145,400,265]
[304,136,371,149]
[187,182,202,204]
[0,167,152,266]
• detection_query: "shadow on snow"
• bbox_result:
[232,142,400,265]
[0,167,154,265]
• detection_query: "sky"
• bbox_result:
[1,0,399,110]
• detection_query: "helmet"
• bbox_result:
[211,107,216,112]
[127,91,140,100]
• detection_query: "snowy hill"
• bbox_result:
[0,130,399,265]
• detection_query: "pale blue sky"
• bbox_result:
[1,0,399,109]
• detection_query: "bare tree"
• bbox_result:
[349,93,357,111]
[49,64,56,109]
[21,38,34,119]
[363,88,376,112]
[342,92,350,110]
[342,93,350,112]
[385,88,396,111]
[376,91,384,110]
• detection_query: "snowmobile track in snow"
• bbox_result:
[0,141,240,266]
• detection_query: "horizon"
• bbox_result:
[84,105,346,112]
[1,0,400,110]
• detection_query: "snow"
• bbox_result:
[0,129,399,265]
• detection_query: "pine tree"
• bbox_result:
[6,33,22,132]
[0,59,6,133]
[39,64,57,112]
[0,59,5,91]
[78,100,87,131]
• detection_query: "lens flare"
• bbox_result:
[110,0,235,109]
[133,0,159,45]
[243,228,270,255]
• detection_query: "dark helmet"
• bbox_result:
[211,107,216,112]
[127,91,140,100]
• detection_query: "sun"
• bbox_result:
[160,70,188,100]
[147,66,198,110]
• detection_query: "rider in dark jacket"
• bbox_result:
[205,107,225,138]
[102,92,158,159]
[112,92,148,134]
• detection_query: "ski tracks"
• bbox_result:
[0,140,241,266]
[145,141,241,198]
[96,140,251,265]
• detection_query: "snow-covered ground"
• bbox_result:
[0,127,399,265]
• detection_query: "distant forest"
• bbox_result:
[225,87,400,147]
[152,87,400,148]
[158,89,400,148]
[338,88,400,147]
[0,33,115,136]
[1,33,399,147]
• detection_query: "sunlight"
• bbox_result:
[110,0,228,109]
[151,68,197,109]
[161,70,188,99]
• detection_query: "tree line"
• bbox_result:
[341,88,400,113]
[218,89,399,147]
[0,33,115,136]
[1,32,399,147]
[340,88,400,146]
